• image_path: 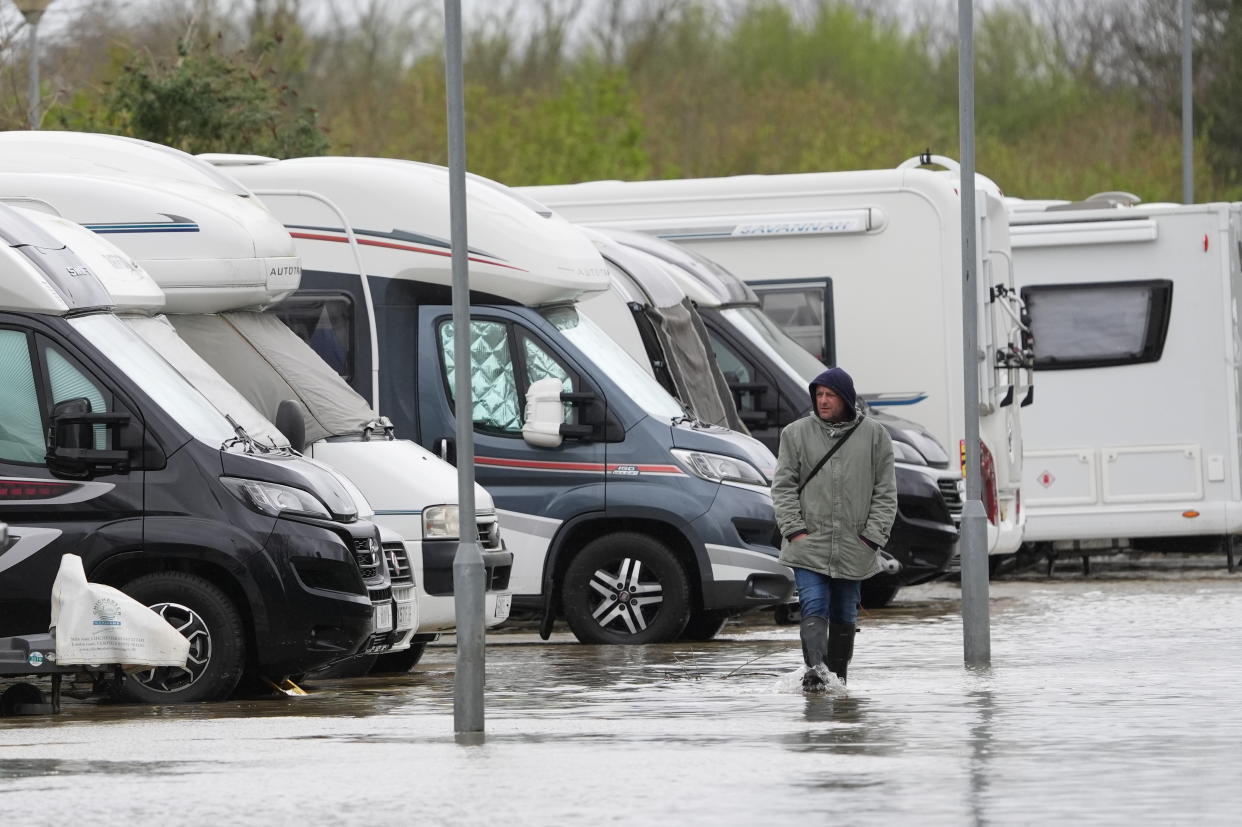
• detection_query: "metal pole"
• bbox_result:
[444,0,485,735]
[25,14,40,130]
[958,0,991,667]
[1181,0,1194,204]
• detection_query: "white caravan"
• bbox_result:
[0,168,510,653]
[522,158,1029,555]
[1008,196,1242,566]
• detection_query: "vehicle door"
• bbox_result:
[0,319,146,636]
[417,306,607,597]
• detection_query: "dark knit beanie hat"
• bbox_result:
[809,367,857,421]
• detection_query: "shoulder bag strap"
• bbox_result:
[796,420,863,496]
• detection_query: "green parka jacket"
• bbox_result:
[771,412,897,579]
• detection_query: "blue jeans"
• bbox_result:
[793,568,862,624]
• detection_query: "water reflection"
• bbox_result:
[0,573,1239,825]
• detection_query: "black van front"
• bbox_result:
[0,306,378,703]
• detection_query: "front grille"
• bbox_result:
[383,541,413,584]
[353,536,381,579]
[369,586,392,602]
[937,478,964,521]
[477,514,501,550]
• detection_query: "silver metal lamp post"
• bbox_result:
[15,0,53,129]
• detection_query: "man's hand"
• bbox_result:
[787,531,809,542]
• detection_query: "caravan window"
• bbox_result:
[752,283,834,364]
[1021,280,1173,370]
[271,293,355,380]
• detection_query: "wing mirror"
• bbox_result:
[46,397,133,480]
[275,399,307,453]
[522,377,600,448]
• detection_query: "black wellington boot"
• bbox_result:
[826,622,857,685]
[799,616,830,691]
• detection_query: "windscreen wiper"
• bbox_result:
[222,415,268,454]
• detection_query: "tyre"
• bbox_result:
[370,642,428,674]
[774,604,801,625]
[860,581,900,609]
[114,572,246,704]
[561,532,690,645]
[679,609,729,641]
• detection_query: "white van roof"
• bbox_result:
[603,228,757,307]
[0,131,254,198]
[0,203,115,315]
[0,173,300,313]
[207,156,611,306]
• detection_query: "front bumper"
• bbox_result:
[886,465,960,586]
[692,482,795,612]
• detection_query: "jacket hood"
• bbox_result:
[809,367,858,422]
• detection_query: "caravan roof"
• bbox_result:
[207,156,612,306]
[0,172,300,313]
[0,131,253,198]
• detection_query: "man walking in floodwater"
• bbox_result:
[771,367,897,691]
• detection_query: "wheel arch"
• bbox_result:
[89,549,259,673]
[542,508,709,623]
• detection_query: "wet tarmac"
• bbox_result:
[1,556,1239,825]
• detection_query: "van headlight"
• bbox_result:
[423,504,460,538]
[892,440,928,465]
[671,449,767,485]
[221,477,332,519]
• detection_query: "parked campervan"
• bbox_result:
[0,202,383,702]
[588,229,959,601]
[0,167,511,663]
[201,155,795,644]
[1008,196,1242,564]
[521,157,1029,557]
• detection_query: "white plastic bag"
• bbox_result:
[50,555,190,667]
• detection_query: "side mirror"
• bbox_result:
[275,399,307,453]
[46,397,132,480]
[522,377,567,448]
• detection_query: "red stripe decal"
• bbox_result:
[475,456,605,472]
[472,457,684,475]
[290,231,527,272]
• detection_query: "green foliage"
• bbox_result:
[19,0,1242,200]
[46,33,329,158]
[467,65,651,185]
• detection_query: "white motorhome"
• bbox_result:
[202,155,794,645]
[522,157,1030,556]
[0,167,510,662]
[1008,196,1242,567]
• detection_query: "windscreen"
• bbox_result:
[123,315,288,448]
[724,306,828,384]
[171,312,378,444]
[541,306,685,422]
[69,314,235,446]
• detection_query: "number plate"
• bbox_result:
[393,586,416,630]
[493,593,512,620]
[373,602,394,633]
[396,602,416,630]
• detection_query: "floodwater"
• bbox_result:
[1,559,1240,825]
